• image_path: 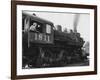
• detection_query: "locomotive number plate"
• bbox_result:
[29,32,53,43]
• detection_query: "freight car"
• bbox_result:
[22,12,85,68]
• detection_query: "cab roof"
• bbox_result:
[23,12,54,26]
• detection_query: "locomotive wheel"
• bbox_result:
[36,47,70,67]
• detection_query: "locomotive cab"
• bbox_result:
[22,12,54,45]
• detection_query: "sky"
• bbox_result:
[24,11,90,42]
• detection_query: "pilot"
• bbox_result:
[30,22,37,31]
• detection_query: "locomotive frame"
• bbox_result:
[11,1,97,80]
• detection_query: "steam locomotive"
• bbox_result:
[22,12,85,68]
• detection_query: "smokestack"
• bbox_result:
[73,14,80,33]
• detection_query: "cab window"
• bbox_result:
[30,20,43,33]
[46,24,51,34]
[23,17,29,32]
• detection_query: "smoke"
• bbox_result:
[73,14,80,33]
